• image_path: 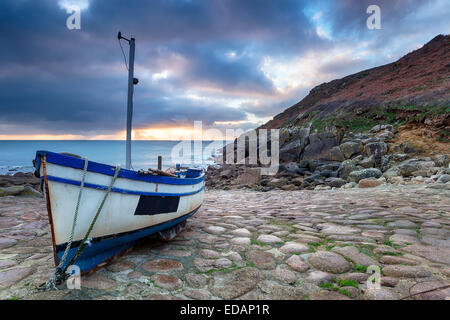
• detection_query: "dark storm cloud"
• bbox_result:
[0,0,447,136]
[321,0,449,54]
[0,0,320,136]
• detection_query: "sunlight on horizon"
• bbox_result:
[0,127,238,141]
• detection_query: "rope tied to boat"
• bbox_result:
[40,164,121,291]
[58,158,88,268]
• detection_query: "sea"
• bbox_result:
[0,140,228,175]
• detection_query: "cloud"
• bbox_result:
[0,0,448,138]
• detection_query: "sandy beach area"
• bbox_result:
[1,183,449,300]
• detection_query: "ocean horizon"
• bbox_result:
[0,140,229,175]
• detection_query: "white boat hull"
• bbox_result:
[34,151,205,272]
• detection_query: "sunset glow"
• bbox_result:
[0,1,447,140]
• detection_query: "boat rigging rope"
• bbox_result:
[40,164,121,291]
[57,158,88,269]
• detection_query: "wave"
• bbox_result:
[0,165,35,176]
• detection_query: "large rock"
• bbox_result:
[398,164,419,177]
[280,162,300,174]
[433,154,448,167]
[396,159,436,177]
[348,168,382,182]
[358,156,375,168]
[338,160,357,179]
[279,127,311,161]
[325,177,347,188]
[437,174,450,183]
[20,186,42,197]
[328,146,345,161]
[358,178,383,188]
[302,132,339,160]
[237,168,261,185]
[308,251,351,274]
[0,186,25,197]
[339,141,363,159]
[365,142,387,159]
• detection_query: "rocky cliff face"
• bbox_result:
[267,34,450,164]
[207,35,450,191]
[261,34,449,132]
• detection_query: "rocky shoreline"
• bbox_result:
[206,124,450,192]
[0,184,449,300]
[0,173,42,198]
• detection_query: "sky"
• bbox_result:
[0,0,448,140]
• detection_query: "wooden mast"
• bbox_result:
[118,31,137,170]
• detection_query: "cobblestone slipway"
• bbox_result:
[0,184,449,300]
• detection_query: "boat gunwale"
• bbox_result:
[42,175,205,197]
[34,150,205,186]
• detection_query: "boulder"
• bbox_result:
[237,168,261,185]
[318,169,334,178]
[220,169,233,179]
[437,174,450,183]
[325,177,347,188]
[302,132,339,160]
[284,162,299,173]
[337,160,357,179]
[380,153,409,171]
[298,160,309,168]
[371,124,393,133]
[398,164,419,177]
[365,142,387,160]
[358,178,383,188]
[358,156,375,168]
[279,128,310,162]
[433,154,448,167]
[0,186,25,197]
[342,182,357,189]
[383,166,400,180]
[348,168,382,183]
[20,186,42,197]
[339,141,363,159]
[267,178,287,187]
[328,146,345,161]
[291,177,304,186]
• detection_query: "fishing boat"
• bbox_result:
[34,151,204,274]
[34,32,205,285]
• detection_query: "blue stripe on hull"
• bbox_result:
[57,207,200,273]
[43,175,204,197]
[35,150,204,185]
